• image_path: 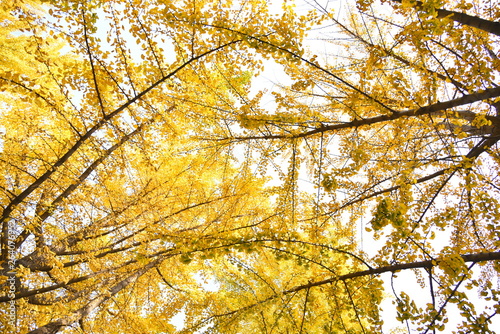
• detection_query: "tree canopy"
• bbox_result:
[0,0,499,333]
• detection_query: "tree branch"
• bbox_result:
[225,86,500,141]
[184,250,500,332]
[391,0,500,36]
[0,39,242,260]
[27,257,163,334]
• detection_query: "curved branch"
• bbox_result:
[290,251,500,290]
[260,238,372,269]
[184,250,500,332]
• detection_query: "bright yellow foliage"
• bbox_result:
[1,0,499,333]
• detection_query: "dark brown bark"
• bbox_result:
[228,86,500,141]
[392,0,500,36]
[288,250,500,291]
[437,9,500,36]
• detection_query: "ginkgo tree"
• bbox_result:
[0,0,499,333]
[0,0,311,332]
[213,0,500,332]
